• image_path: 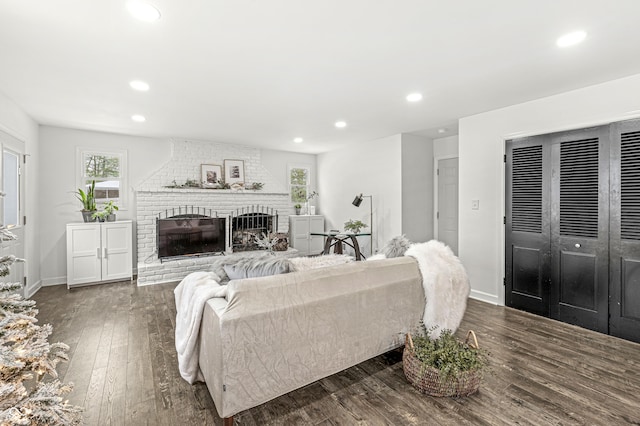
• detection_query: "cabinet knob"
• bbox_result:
[574,243,581,248]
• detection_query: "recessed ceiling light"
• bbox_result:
[335,121,347,128]
[129,80,150,91]
[406,93,423,102]
[293,137,303,143]
[438,128,447,134]
[556,30,587,48]
[127,1,161,22]
[131,114,146,122]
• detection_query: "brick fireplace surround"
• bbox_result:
[135,139,294,286]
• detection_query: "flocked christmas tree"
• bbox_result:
[0,224,82,425]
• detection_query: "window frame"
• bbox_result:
[77,147,128,209]
[288,164,311,204]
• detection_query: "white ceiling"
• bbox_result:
[1,1,640,153]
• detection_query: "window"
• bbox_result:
[289,165,310,203]
[78,148,127,207]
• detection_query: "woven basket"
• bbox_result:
[403,330,482,397]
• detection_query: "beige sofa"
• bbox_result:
[197,256,426,422]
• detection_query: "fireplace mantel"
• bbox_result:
[137,188,290,196]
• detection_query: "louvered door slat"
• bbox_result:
[621,130,640,240]
[560,138,599,238]
[511,145,542,233]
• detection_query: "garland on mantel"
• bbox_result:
[164,179,264,191]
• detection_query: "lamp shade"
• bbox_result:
[352,194,363,207]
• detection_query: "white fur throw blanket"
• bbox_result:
[174,271,227,384]
[405,241,470,338]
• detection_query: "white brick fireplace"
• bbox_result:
[135,139,293,286]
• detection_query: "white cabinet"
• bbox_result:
[66,221,133,288]
[289,215,324,256]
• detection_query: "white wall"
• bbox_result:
[318,134,403,254]
[401,134,433,242]
[459,72,640,305]
[433,135,459,158]
[38,126,172,284]
[0,91,40,296]
[38,126,316,284]
[260,148,318,207]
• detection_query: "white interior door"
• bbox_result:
[436,157,459,254]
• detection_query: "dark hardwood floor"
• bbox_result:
[33,281,640,425]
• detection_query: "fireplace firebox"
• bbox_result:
[156,205,279,261]
[231,206,279,252]
[157,207,226,261]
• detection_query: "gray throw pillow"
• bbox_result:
[381,235,412,258]
[223,255,292,280]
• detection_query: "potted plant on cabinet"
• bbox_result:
[76,180,97,222]
[92,201,119,222]
[294,204,301,215]
[103,200,119,222]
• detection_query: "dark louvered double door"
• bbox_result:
[506,120,640,342]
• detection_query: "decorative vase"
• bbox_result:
[106,214,116,222]
[295,207,301,215]
[82,211,97,223]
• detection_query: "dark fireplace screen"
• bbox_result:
[231,206,278,252]
[157,214,226,260]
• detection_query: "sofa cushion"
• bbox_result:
[223,255,292,280]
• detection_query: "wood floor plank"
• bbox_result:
[32,283,640,426]
[82,366,107,425]
[98,344,128,425]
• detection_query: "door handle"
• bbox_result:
[97,247,101,258]
[103,248,107,259]
[574,243,581,248]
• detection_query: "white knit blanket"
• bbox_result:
[174,271,227,384]
[405,240,470,338]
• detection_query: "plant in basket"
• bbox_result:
[403,322,487,397]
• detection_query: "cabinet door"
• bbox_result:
[67,224,101,286]
[289,217,311,255]
[308,216,325,255]
[101,222,132,281]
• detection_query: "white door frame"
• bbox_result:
[0,129,26,296]
[433,154,459,240]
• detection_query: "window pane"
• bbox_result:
[88,179,120,200]
[85,154,120,178]
[290,168,308,186]
[291,185,307,203]
[3,151,19,226]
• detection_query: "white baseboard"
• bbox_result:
[25,280,42,298]
[470,289,501,305]
[137,278,180,287]
[41,276,67,287]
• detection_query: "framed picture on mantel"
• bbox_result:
[224,159,245,187]
[201,164,222,187]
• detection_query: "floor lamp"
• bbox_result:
[352,193,374,256]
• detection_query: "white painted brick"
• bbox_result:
[135,139,301,286]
